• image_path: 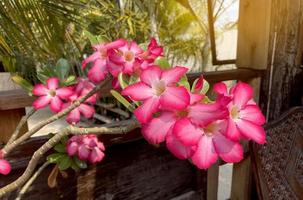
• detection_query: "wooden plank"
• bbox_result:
[0,89,34,110]
[206,162,219,200]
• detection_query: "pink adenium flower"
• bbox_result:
[122,65,190,124]
[139,38,163,62]
[32,77,74,112]
[213,82,266,144]
[82,39,126,82]
[66,134,105,164]
[0,159,11,175]
[75,78,97,104]
[110,40,144,75]
[64,93,95,124]
[174,119,243,169]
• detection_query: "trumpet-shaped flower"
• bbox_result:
[75,78,97,104]
[0,159,11,175]
[122,66,190,124]
[32,77,73,112]
[174,119,243,169]
[66,134,105,164]
[82,39,126,83]
[140,38,163,62]
[213,82,266,144]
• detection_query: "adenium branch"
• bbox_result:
[2,76,111,157]
[0,118,140,197]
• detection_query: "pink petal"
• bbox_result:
[142,112,176,144]
[140,65,162,86]
[107,61,123,77]
[160,86,190,110]
[78,104,95,119]
[173,118,202,146]
[89,147,105,163]
[129,41,143,54]
[190,93,204,105]
[104,39,127,49]
[56,87,74,100]
[122,62,135,74]
[213,133,243,163]
[82,52,100,69]
[239,105,265,125]
[33,96,51,110]
[67,141,78,156]
[236,119,266,144]
[88,59,108,83]
[46,77,59,90]
[66,108,81,124]
[213,82,228,95]
[193,76,204,93]
[134,97,160,124]
[161,66,188,85]
[50,96,63,113]
[232,82,253,108]
[225,118,241,141]
[188,102,228,126]
[32,84,48,96]
[122,82,153,101]
[191,135,218,169]
[78,144,90,160]
[166,128,195,160]
[0,159,11,175]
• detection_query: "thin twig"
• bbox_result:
[96,102,130,118]
[16,162,50,200]
[93,113,113,124]
[0,119,140,197]
[2,76,111,156]
[6,108,36,146]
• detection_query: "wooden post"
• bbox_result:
[232,0,272,199]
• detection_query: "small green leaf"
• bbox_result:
[36,73,48,84]
[84,30,104,45]
[54,143,66,153]
[56,58,70,80]
[155,57,170,69]
[64,75,77,86]
[118,73,128,89]
[11,75,33,93]
[73,157,87,169]
[178,76,190,90]
[201,80,210,94]
[70,161,80,172]
[58,155,72,171]
[47,153,65,164]
[110,89,134,112]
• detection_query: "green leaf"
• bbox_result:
[70,161,80,172]
[36,73,48,84]
[54,143,66,153]
[64,75,77,86]
[58,155,72,171]
[56,58,70,80]
[73,157,87,169]
[11,75,33,93]
[47,153,65,164]
[110,89,134,112]
[154,57,170,69]
[84,30,105,45]
[201,80,210,94]
[118,72,128,89]
[178,76,190,90]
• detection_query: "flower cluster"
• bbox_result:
[122,67,266,169]
[66,135,105,164]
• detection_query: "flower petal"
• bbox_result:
[67,141,78,156]
[166,128,195,160]
[78,104,95,119]
[78,144,90,160]
[232,82,253,108]
[140,65,162,86]
[104,39,127,49]
[134,97,160,124]
[82,52,100,69]
[226,118,241,141]
[173,118,202,146]
[50,96,63,113]
[66,108,81,124]
[213,133,243,163]
[160,86,190,110]
[236,119,266,144]
[129,41,143,54]
[191,135,218,169]
[46,77,59,90]
[161,66,188,85]
[107,61,123,77]
[122,82,153,101]
[142,112,176,144]
[239,105,265,125]
[88,59,108,83]
[33,96,51,110]
[56,87,74,100]
[190,93,204,105]
[32,84,48,96]
[89,147,105,163]
[213,82,228,95]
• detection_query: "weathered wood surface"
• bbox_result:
[251,107,303,200]
[260,0,303,121]
[0,136,207,200]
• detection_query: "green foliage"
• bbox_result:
[110,89,135,112]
